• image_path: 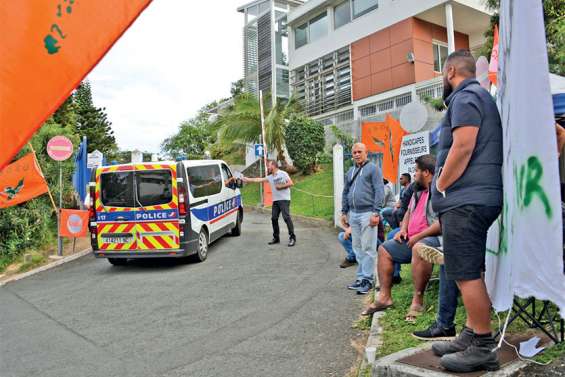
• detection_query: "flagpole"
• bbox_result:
[27,143,58,213]
[259,90,268,207]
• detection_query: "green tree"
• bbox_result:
[74,81,118,155]
[285,115,325,174]
[480,0,564,75]
[161,119,211,160]
[215,93,301,166]
[230,79,245,98]
[52,95,77,129]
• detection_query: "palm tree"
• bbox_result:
[215,92,301,166]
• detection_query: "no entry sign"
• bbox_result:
[47,136,73,161]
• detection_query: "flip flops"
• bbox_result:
[405,304,425,323]
[361,302,393,316]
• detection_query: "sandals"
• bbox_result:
[361,301,393,316]
[405,304,425,323]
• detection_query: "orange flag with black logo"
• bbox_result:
[0,153,49,208]
[0,0,152,170]
[60,209,89,238]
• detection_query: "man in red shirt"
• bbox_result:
[362,155,440,316]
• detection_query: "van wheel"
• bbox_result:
[194,229,209,262]
[231,211,242,237]
[108,258,128,266]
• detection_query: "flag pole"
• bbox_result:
[27,142,58,213]
[259,90,268,207]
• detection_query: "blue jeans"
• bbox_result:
[338,232,356,262]
[386,228,402,278]
[349,211,378,282]
[437,265,460,328]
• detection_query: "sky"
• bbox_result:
[88,0,244,154]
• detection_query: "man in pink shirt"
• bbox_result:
[362,155,440,317]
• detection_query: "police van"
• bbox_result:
[88,160,243,265]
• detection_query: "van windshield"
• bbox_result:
[99,169,173,208]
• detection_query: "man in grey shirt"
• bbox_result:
[243,160,296,247]
[341,143,384,295]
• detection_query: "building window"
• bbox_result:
[295,22,308,48]
[309,11,328,42]
[433,41,449,72]
[334,1,351,29]
[352,0,378,19]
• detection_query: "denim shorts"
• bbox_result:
[440,205,501,281]
[381,236,440,264]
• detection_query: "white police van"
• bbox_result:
[89,159,243,265]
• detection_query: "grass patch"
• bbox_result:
[241,164,334,220]
[18,252,47,273]
[376,266,565,363]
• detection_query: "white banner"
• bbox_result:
[398,131,430,178]
[87,150,103,169]
[485,0,565,317]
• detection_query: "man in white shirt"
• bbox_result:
[243,160,296,247]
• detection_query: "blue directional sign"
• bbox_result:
[254,143,265,158]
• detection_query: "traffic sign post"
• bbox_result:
[254,144,264,158]
[47,136,73,256]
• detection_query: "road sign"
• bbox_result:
[254,143,264,158]
[47,136,73,161]
[87,150,104,169]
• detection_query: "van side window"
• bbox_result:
[100,172,135,207]
[187,165,222,198]
[136,170,173,206]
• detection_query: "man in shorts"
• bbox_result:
[431,50,503,373]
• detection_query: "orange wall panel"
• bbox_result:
[370,48,392,73]
[415,62,436,82]
[413,18,433,43]
[352,55,372,80]
[390,39,413,67]
[353,76,372,100]
[390,18,413,46]
[351,36,371,60]
[391,63,415,88]
[370,28,391,52]
[413,38,434,65]
[371,71,393,94]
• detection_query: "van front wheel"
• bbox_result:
[231,211,242,237]
[194,229,209,262]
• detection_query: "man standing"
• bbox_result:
[243,160,296,247]
[431,50,503,373]
[341,143,384,295]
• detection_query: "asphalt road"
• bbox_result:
[1,211,365,377]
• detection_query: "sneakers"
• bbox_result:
[412,323,456,341]
[417,245,444,265]
[432,326,475,356]
[440,334,500,373]
[268,238,280,245]
[347,280,363,290]
[339,258,357,268]
[356,279,373,295]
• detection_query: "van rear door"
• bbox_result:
[133,164,180,251]
[95,167,138,251]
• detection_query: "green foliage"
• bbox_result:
[230,79,244,98]
[215,93,302,165]
[480,0,564,76]
[161,119,212,160]
[74,81,118,155]
[421,95,447,112]
[330,125,355,152]
[285,115,325,173]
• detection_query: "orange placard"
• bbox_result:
[263,181,273,207]
[361,114,407,183]
[0,0,152,170]
[60,209,89,238]
[488,24,499,86]
[0,153,49,208]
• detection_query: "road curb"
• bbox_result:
[357,309,385,376]
[245,206,335,228]
[0,248,91,287]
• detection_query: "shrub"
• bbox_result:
[285,115,325,174]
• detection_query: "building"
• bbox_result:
[286,0,492,139]
[238,0,305,105]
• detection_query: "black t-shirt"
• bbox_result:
[431,78,503,214]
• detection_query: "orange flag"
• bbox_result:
[361,115,407,183]
[488,24,499,86]
[0,1,152,170]
[60,209,89,238]
[0,153,49,208]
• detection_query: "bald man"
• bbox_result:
[430,49,503,373]
[341,143,384,295]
